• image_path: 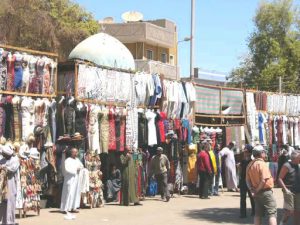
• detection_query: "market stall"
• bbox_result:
[0,44,58,217]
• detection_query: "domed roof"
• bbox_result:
[69,32,135,71]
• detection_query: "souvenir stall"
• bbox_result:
[191,83,247,189]
[246,91,300,180]
[0,44,58,217]
[58,33,197,199]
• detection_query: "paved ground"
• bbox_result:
[17,188,289,225]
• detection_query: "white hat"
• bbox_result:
[19,144,30,159]
[29,148,40,160]
[1,145,14,156]
[253,145,266,154]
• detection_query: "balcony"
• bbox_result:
[135,59,179,80]
[103,21,176,48]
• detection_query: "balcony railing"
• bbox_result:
[135,59,179,80]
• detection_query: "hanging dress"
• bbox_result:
[88,105,101,154]
[99,107,109,153]
[14,53,23,90]
[108,108,117,151]
[6,54,15,91]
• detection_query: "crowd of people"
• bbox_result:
[0,140,300,225]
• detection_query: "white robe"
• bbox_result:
[60,157,83,212]
[0,155,20,225]
[219,147,238,190]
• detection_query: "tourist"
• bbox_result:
[246,145,277,225]
[120,148,141,206]
[220,142,239,192]
[106,164,121,202]
[150,147,170,202]
[197,141,212,199]
[277,150,300,225]
[277,148,289,179]
[60,148,84,219]
[239,144,255,218]
[0,145,20,225]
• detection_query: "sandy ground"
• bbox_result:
[16,188,290,225]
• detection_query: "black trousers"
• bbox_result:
[199,172,210,198]
[155,172,170,198]
[240,185,255,217]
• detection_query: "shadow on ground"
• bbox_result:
[184,208,253,224]
[184,208,292,225]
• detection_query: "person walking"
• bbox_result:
[120,148,141,206]
[220,142,239,192]
[246,145,277,225]
[239,144,255,218]
[150,147,170,202]
[0,145,20,225]
[277,150,300,225]
[197,141,213,199]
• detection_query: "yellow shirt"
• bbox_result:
[209,150,217,175]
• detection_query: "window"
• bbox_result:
[161,53,167,63]
[146,50,153,60]
[169,55,174,65]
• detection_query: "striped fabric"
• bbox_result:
[221,90,244,115]
[195,86,220,114]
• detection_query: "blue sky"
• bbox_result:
[74,0,295,77]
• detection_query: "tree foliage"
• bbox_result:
[228,0,300,93]
[0,0,99,60]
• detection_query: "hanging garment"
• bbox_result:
[4,98,14,140]
[49,100,57,142]
[36,58,45,94]
[138,112,148,148]
[145,110,157,146]
[28,57,38,93]
[0,100,6,137]
[149,74,162,106]
[42,61,51,94]
[14,54,23,90]
[6,54,15,91]
[21,97,35,141]
[64,103,76,135]
[99,107,109,153]
[56,99,65,138]
[126,107,138,149]
[0,52,7,91]
[12,96,21,141]
[115,110,126,152]
[49,61,57,95]
[88,106,101,154]
[75,103,87,138]
[108,108,117,151]
[21,55,30,93]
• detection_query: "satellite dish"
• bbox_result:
[103,17,114,24]
[122,11,143,23]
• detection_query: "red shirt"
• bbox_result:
[197,151,212,173]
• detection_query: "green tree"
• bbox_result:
[0,0,99,60]
[228,0,300,93]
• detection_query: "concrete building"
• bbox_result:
[102,19,179,80]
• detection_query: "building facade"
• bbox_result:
[102,19,179,80]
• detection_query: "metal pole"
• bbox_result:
[190,0,195,80]
[279,76,282,93]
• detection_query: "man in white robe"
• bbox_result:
[220,142,239,192]
[60,148,83,217]
[0,145,20,225]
